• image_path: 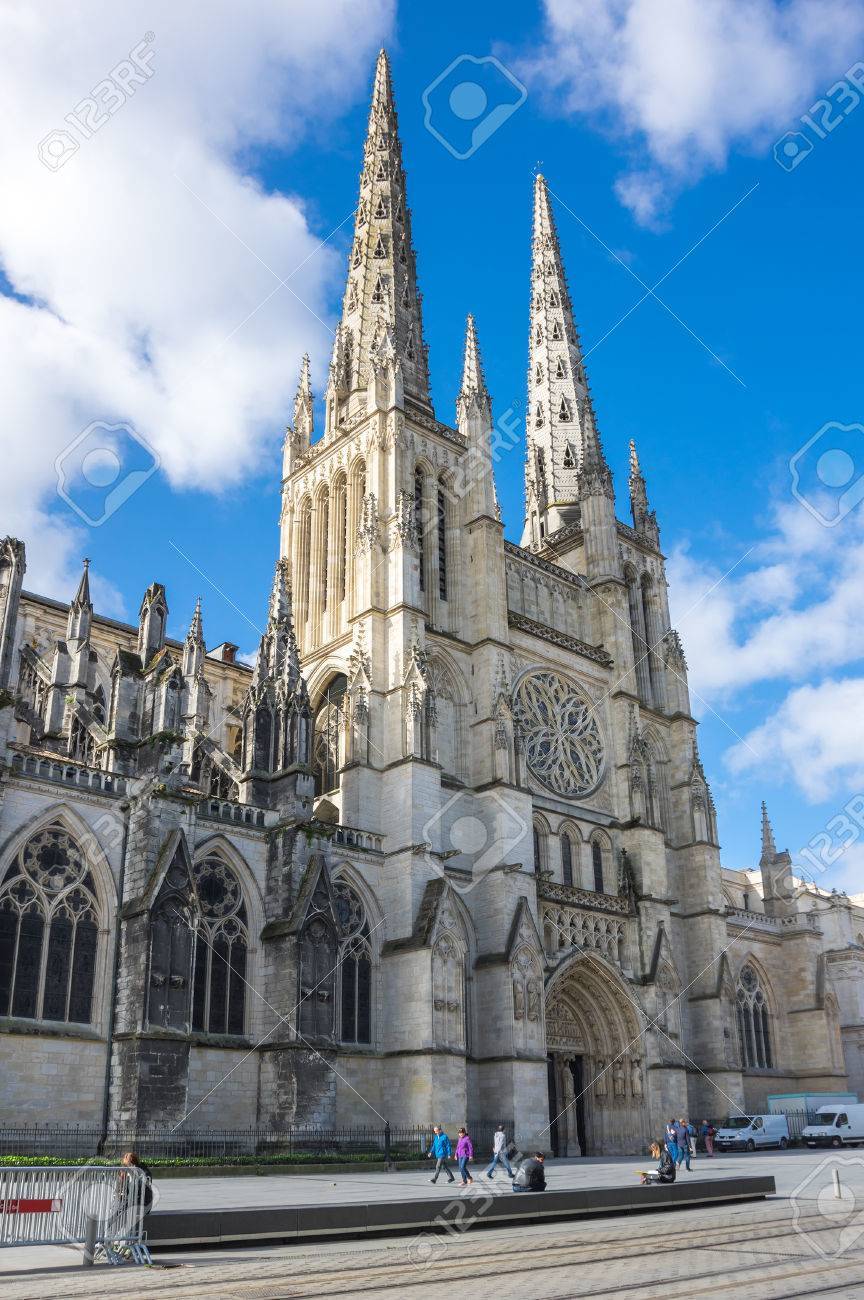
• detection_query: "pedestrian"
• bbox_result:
[639,1141,677,1185]
[112,1151,154,1258]
[512,1151,546,1192]
[456,1127,474,1185]
[701,1119,715,1157]
[485,1123,515,1180]
[427,1124,455,1184]
[675,1117,691,1171]
[664,1119,680,1166]
[118,1151,154,1214]
[686,1118,697,1158]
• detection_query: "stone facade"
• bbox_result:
[0,51,862,1153]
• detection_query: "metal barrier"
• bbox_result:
[0,1164,151,1265]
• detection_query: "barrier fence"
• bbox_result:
[0,1121,512,1163]
[0,1164,150,1264]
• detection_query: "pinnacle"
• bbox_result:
[760,800,777,863]
[188,595,204,643]
[629,438,641,478]
[459,313,488,399]
[371,48,395,118]
[72,556,92,609]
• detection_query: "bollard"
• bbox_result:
[833,1168,843,1200]
[82,1212,98,1267]
[384,1121,393,1172]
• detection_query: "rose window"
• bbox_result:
[514,671,604,796]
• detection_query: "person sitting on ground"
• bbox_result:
[639,1141,676,1185]
[512,1151,546,1192]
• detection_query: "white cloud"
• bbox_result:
[524,0,864,222]
[727,677,864,801]
[668,501,864,699]
[0,1,394,598]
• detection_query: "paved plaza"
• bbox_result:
[2,1150,864,1297]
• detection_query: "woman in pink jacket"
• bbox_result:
[456,1127,474,1185]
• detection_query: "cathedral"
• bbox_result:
[0,51,861,1155]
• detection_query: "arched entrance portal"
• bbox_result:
[545,953,649,1156]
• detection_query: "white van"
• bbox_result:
[715,1114,790,1151]
[802,1103,864,1148]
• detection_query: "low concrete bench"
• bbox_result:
[147,1175,776,1247]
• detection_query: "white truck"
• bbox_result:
[802,1103,864,1148]
[714,1113,790,1151]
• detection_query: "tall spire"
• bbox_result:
[456,314,498,522]
[328,49,431,417]
[457,313,491,418]
[67,558,92,642]
[522,173,597,544]
[760,800,777,866]
[628,438,659,542]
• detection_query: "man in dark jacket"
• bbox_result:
[512,1152,546,1192]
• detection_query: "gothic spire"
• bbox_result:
[522,173,596,543]
[457,313,491,418]
[456,314,498,522]
[628,438,659,541]
[329,49,431,414]
[183,596,205,677]
[293,354,313,440]
[255,558,301,688]
[67,558,92,642]
[760,800,777,866]
[577,402,614,500]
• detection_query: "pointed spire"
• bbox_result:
[522,173,597,543]
[183,596,205,677]
[628,437,659,540]
[67,558,92,641]
[456,315,499,522]
[293,354,313,440]
[760,801,777,866]
[327,49,431,417]
[577,403,614,500]
[457,313,491,418]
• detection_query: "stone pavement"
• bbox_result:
[2,1148,864,1298]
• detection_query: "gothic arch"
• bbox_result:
[545,952,648,1156]
[588,829,612,894]
[734,955,778,1071]
[427,651,468,781]
[558,819,581,888]
[0,802,118,913]
[0,800,119,1034]
[533,814,551,876]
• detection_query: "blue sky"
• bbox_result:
[2,1,863,884]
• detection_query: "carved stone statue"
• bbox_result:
[630,1058,643,1098]
[613,1059,626,1098]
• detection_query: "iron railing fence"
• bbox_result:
[0,1120,513,1162]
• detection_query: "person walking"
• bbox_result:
[664,1119,680,1167]
[512,1152,546,1192]
[686,1118,697,1158]
[675,1117,691,1171]
[639,1141,676,1185]
[485,1123,515,1180]
[427,1125,455,1184]
[456,1127,474,1185]
[701,1119,715,1157]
